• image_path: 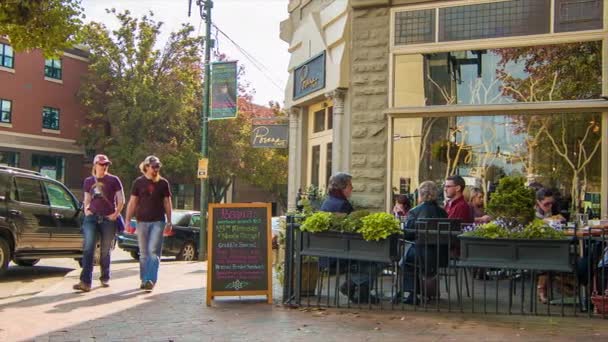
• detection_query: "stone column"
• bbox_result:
[326,88,347,175]
[287,106,302,212]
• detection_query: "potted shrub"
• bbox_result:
[298,211,401,263]
[458,176,575,272]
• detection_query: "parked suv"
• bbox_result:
[0,166,84,275]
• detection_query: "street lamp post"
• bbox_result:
[189,0,213,261]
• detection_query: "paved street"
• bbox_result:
[1,250,608,341]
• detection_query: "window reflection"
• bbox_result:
[394,41,602,106]
[392,112,602,217]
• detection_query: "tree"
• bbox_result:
[79,10,204,185]
[0,0,84,56]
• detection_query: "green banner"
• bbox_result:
[211,61,238,119]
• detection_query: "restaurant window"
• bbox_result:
[32,154,65,182]
[306,100,333,191]
[394,9,435,45]
[554,0,603,32]
[394,41,602,107]
[311,145,320,188]
[45,58,62,80]
[0,151,19,167]
[1,99,11,123]
[313,109,325,133]
[42,106,60,130]
[0,43,14,69]
[391,112,602,218]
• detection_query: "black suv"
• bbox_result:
[0,166,84,275]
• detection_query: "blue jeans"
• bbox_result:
[137,221,165,284]
[80,215,116,285]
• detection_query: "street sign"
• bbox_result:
[197,158,208,179]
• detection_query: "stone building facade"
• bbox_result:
[282,0,608,218]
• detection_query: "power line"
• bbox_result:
[211,23,285,92]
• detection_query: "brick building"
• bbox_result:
[0,38,89,193]
[281,0,608,217]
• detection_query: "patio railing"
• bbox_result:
[282,215,608,319]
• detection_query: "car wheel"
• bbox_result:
[14,258,40,267]
[0,237,10,276]
[130,250,140,260]
[177,241,197,261]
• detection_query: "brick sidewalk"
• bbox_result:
[1,260,608,341]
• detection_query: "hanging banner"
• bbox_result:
[251,124,288,148]
[211,61,238,119]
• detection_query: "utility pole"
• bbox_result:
[189,0,213,261]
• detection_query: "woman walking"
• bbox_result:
[74,154,124,292]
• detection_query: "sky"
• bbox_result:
[81,0,290,106]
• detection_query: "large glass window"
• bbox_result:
[14,177,46,205]
[392,112,602,218]
[1,99,11,123]
[0,43,14,69]
[32,154,64,182]
[44,58,62,79]
[394,41,602,107]
[0,151,19,167]
[42,107,60,130]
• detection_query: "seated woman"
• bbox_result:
[320,172,353,215]
[393,194,411,220]
[398,181,448,304]
[468,187,491,224]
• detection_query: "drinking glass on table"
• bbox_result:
[575,213,589,229]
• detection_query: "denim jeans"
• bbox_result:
[80,215,116,285]
[136,221,165,284]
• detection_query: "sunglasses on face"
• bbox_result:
[97,163,109,168]
[540,201,554,207]
[151,165,161,170]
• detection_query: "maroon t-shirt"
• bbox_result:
[130,176,172,222]
[83,174,123,216]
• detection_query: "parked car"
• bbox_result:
[0,166,86,276]
[117,210,201,261]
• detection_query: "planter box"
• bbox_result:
[298,231,399,263]
[458,236,575,272]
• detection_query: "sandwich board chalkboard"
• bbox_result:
[206,203,272,306]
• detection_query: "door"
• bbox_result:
[43,181,83,250]
[8,177,54,249]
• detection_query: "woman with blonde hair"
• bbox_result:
[73,154,124,292]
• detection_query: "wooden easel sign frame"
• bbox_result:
[206,202,273,306]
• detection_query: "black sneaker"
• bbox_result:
[140,282,145,290]
[143,280,154,291]
[100,279,110,287]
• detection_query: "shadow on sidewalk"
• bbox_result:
[46,289,145,313]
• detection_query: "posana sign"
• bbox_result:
[251,124,288,148]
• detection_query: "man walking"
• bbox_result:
[443,175,473,223]
[124,156,173,291]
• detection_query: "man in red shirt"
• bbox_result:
[444,175,473,224]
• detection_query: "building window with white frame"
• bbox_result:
[42,106,60,130]
[45,58,62,79]
[0,99,11,123]
[0,43,14,69]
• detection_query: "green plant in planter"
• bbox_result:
[338,210,370,233]
[486,176,535,226]
[359,212,401,242]
[463,221,510,239]
[515,219,566,240]
[300,212,333,233]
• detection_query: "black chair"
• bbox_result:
[403,218,469,303]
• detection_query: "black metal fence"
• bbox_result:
[282,215,608,318]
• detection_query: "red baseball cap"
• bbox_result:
[93,154,112,165]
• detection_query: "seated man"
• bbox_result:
[398,181,448,304]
